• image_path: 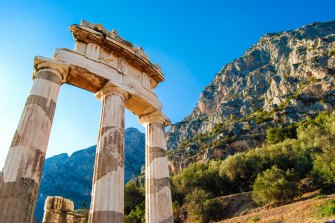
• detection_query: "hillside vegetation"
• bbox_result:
[125,111,335,222]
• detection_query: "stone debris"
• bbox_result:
[42,196,85,223]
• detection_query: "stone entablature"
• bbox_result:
[70,20,163,85]
[42,196,86,223]
[0,20,173,223]
[47,20,169,117]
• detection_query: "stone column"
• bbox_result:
[140,112,174,223]
[88,84,128,223]
[0,57,68,223]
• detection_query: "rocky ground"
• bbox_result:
[219,192,335,223]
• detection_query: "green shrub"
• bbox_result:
[184,189,226,223]
[308,115,335,187]
[185,189,211,223]
[172,201,181,222]
[125,202,145,223]
[249,215,260,223]
[315,194,328,199]
[317,199,335,217]
[172,160,232,198]
[202,198,226,222]
[124,182,144,215]
[266,124,297,144]
[252,165,299,206]
[219,138,313,192]
[220,152,263,192]
[124,181,145,222]
[313,147,335,186]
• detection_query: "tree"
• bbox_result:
[185,189,210,223]
[298,112,335,190]
[220,152,263,192]
[124,181,145,216]
[252,165,299,206]
[125,202,145,223]
[82,201,86,209]
[184,189,226,223]
[266,124,297,144]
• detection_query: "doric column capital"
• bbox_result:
[33,56,69,84]
[139,110,171,126]
[96,83,129,101]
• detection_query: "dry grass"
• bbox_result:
[219,193,335,223]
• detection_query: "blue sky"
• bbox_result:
[0,0,334,168]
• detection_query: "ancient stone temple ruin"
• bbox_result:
[0,20,173,223]
[42,196,85,223]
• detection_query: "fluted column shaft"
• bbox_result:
[141,114,173,223]
[89,85,128,223]
[0,62,66,223]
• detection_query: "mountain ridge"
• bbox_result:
[167,20,335,172]
[34,127,145,222]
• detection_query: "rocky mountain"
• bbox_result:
[167,20,335,172]
[34,127,145,222]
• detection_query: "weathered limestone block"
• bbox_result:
[88,84,129,223]
[86,43,100,61]
[0,59,68,223]
[140,112,174,223]
[42,196,85,223]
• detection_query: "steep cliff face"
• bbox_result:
[34,127,145,222]
[167,21,335,172]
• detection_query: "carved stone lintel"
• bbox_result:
[86,43,100,61]
[101,53,115,64]
[33,56,69,84]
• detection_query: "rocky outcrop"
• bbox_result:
[34,127,145,222]
[167,20,335,172]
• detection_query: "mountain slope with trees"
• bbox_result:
[167,20,335,172]
[125,111,335,222]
